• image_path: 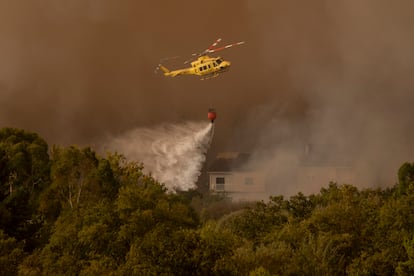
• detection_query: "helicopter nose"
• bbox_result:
[220,61,231,69]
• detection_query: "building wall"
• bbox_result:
[297,166,355,187]
[209,171,268,201]
[209,166,355,201]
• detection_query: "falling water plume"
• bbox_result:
[107,121,214,191]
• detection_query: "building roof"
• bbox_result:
[208,152,251,172]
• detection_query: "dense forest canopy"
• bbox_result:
[1,127,414,275]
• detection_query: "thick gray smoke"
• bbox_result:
[1,1,414,197]
[238,0,414,196]
[105,122,214,191]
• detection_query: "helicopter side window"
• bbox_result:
[203,65,207,70]
[213,62,218,67]
[216,59,223,65]
[199,66,203,71]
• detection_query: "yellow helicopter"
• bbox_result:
[156,38,245,80]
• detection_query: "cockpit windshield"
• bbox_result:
[216,58,223,65]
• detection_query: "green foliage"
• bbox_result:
[224,196,288,242]
[360,190,414,274]
[125,226,200,275]
[48,146,100,209]
[398,162,414,195]
[0,128,50,191]
[0,230,26,276]
[396,236,414,275]
[3,128,414,275]
[199,221,241,274]
[191,193,253,223]
[249,266,271,276]
[286,192,315,221]
[0,128,50,252]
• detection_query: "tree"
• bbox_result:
[0,230,26,276]
[198,221,241,275]
[223,196,288,243]
[397,162,414,196]
[286,192,315,221]
[396,236,414,275]
[0,128,50,198]
[0,128,50,250]
[48,146,99,209]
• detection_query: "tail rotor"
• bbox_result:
[154,56,180,74]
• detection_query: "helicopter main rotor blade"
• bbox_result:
[159,56,181,63]
[207,41,245,53]
[184,54,197,64]
[207,38,222,50]
[183,39,244,64]
[193,38,223,59]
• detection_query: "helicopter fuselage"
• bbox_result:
[156,38,244,79]
[190,56,231,76]
[159,55,231,78]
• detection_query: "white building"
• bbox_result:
[208,152,268,201]
[297,144,355,190]
[208,145,356,201]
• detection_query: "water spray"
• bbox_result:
[106,111,216,191]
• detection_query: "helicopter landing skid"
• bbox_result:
[201,73,219,80]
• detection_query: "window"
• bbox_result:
[244,177,254,185]
[203,65,207,70]
[215,177,225,191]
[216,177,225,184]
[199,66,203,71]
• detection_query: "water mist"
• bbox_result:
[106,121,214,191]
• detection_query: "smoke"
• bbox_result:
[237,0,414,196]
[0,0,249,146]
[105,121,214,191]
[1,1,414,196]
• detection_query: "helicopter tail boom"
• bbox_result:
[158,64,170,74]
[157,64,188,77]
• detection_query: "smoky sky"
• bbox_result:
[1,1,414,190]
[0,0,252,146]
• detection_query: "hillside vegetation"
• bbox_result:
[1,128,414,275]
